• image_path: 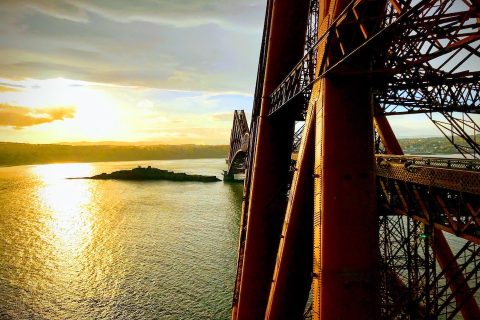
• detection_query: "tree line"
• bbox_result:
[0,136,469,166]
[0,143,229,166]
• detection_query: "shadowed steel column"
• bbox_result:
[234,0,310,319]
[265,104,315,319]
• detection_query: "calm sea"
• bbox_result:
[0,159,243,320]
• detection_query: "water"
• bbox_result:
[1,157,476,319]
[0,159,243,320]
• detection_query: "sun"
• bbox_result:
[67,89,121,139]
[44,79,122,139]
[19,78,123,140]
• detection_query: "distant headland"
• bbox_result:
[69,166,220,182]
[0,142,228,167]
[0,136,472,167]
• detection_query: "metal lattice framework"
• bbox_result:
[428,112,480,158]
[225,110,249,178]
[228,0,480,319]
[269,0,480,116]
[379,215,480,319]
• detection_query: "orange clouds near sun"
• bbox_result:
[0,103,75,129]
[0,85,19,93]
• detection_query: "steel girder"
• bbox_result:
[225,110,249,177]
[268,0,480,117]
[376,155,480,243]
[230,0,480,319]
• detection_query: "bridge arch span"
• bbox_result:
[224,110,249,180]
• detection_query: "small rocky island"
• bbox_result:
[70,166,220,182]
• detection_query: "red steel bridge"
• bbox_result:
[226,0,480,319]
[224,110,250,181]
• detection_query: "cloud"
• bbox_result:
[135,126,232,144]
[212,112,234,122]
[0,85,19,92]
[0,1,264,94]
[0,1,89,23]
[0,1,266,29]
[0,103,75,129]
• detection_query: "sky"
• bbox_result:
[0,0,444,144]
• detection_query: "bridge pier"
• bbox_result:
[222,171,236,182]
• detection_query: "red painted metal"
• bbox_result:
[434,229,480,320]
[314,75,378,319]
[374,111,402,155]
[311,0,380,318]
[265,106,315,319]
[231,0,480,318]
[233,0,310,319]
[375,113,480,319]
[225,110,249,179]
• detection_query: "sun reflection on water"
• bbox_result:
[1,159,242,319]
[23,163,123,318]
[32,163,95,257]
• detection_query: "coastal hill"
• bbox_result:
[398,136,474,154]
[0,136,470,166]
[0,142,228,166]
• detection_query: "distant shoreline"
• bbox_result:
[0,142,229,167]
[0,136,470,167]
[0,157,227,168]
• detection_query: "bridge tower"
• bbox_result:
[224,110,249,181]
[227,0,480,319]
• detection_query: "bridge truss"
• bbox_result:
[227,0,480,319]
[224,110,249,181]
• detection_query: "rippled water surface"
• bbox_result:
[0,159,242,319]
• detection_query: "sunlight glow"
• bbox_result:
[39,78,121,138]
[0,77,123,141]
[32,163,95,256]
[0,77,250,144]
